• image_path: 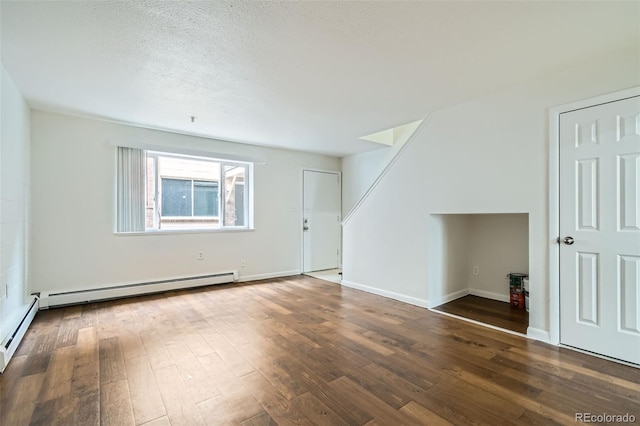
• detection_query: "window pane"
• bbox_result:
[194,181,219,217]
[223,165,246,226]
[161,178,191,216]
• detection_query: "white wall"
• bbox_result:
[341,120,423,216]
[342,46,640,337]
[427,213,528,306]
[341,148,390,216]
[427,214,470,306]
[0,65,33,342]
[467,214,528,301]
[30,112,339,293]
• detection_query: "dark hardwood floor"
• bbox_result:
[1,276,638,425]
[433,295,529,334]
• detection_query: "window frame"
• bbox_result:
[117,148,254,235]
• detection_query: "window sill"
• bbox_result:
[114,228,256,236]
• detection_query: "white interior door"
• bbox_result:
[303,170,341,273]
[559,95,640,364]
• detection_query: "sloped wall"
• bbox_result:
[341,46,640,336]
[341,120,423,216]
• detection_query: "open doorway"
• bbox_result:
[428,213,529,334]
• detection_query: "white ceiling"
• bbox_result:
[2,1,639,157]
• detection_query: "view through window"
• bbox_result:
[144,151,249,231]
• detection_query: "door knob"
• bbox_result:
[303,226,309,231]
[562,236,575,245]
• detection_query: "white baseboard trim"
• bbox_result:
[559,344,639,368]
[39,271,238,309]
[431,309,528,338]
[526,327,551,344]
[1,296,39,373]
[340,280,430,309]
[527,327,553,345]
[428,288,469,308]
[469,289,510,303]
[237,270,301,283]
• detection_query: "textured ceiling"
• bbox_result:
[2,1,639,157]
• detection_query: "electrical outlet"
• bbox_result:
[198,251,204,260]
[472,266,480,276]
[240,259,246,268]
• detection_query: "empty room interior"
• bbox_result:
[1,1,639,425]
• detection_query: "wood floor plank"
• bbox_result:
[197,388,264,426]
[184,332,216,357]
[140,416,172,426]
[425,376,525,425]
[124,356,167,425]
[71,327,99,395]
[239,371,315,426]
[501,356,640,414]
[168,347,222,404]
[139,329,175,371]
[99,336,127,385]
[0,372,46,425]
[0,354,27,395]
[201,331,256,378]
[38,345,75,402]
[69,328,100,425]
[328,376,418,425]
[30,394,79,426]
[118,327,148,360]
[434,295,528,334]
[399,401,453,426]
[22,331,57,376]
[71,390,100,426]
[320,320,395,356]
[291,391,350,426]
[240,411,278,426]
[100,379,136,426]
[509,346,640,393]
[53,318,79,349]
[1,276,638,425]
[153,365,206,426]
[338,363,412,410]
[517,409,565,425]
[271,357,374,425]
[362,362,434,403]
[239,340,309,400]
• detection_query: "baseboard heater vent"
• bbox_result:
[1,296,39,373]
[38,271,239,309]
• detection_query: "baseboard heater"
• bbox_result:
[38,271,238,309]
[1,296,39,373]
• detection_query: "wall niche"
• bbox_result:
[427,213,529,311]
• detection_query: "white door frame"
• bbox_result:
[300,167,342,274]
[548,85,640,346]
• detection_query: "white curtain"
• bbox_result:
[117,147,146,232]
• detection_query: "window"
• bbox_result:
[117,147,252,232]
[161,179,219,217]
